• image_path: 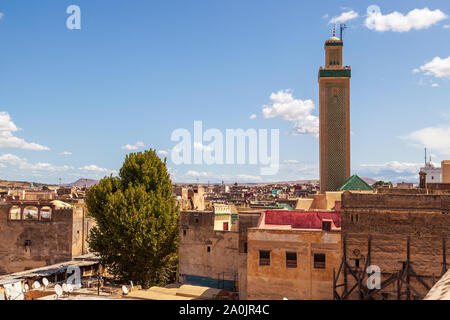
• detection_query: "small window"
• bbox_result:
[24,206,39,220]
[183,230,187,236]
[9,206,21,220]
[40,207,52,221]
[322,221,331,232]
[355,259,360,268]
[286,252,297,268]
[244,242,248,254]
[195,218,199,223]
[207,246,211,253]
[314,253,326,269]
[259,250,271,266]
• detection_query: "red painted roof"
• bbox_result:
[264,210,341,229]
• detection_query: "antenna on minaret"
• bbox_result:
[424,148,427,166]
[332,25,336,37]
[340,24,348,40]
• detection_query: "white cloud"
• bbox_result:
[182,170,262,182]
[365,7,447,32]
[404,126,450,155]
[79,165,110,173]
[431,83,440,87]
[0,154,73,172]
[193,142,213,152]
[249,114,257,120]
[121,141,145,151]
[356,161,424,182]
[217,173,263,182]
[158,150,169,156]
[322,14,329,19]
[283,160,299,164]
[262,90,319,137]
[0,13,4,20]
[60,151,72,156]
[443,24,450,29]
[329,10,359,24]
[0,112,50,151]
[186,170,209,177]
[359,161,421,175]
[416,56,450,78]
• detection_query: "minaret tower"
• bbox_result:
[318,29,351,192]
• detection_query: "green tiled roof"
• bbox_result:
[268,203,294,211]
[337,175,374,191]
[319,69,351,78]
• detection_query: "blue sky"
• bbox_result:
[0,0,449,184]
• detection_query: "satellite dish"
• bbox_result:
[62,283,68,292]
[32,281,41,289]
[67,284,74,293]
[42,278,49,287]
[122,286,128,295]
[55,285,63,297]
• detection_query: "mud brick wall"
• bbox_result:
[340,192,450,299]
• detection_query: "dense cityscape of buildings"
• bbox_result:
[1,34,450,301]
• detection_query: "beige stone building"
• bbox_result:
[178,210,261,299]
[213,204,238,231]
[442,160,450,183]
[0,200,95,275]
[246,211,341,300]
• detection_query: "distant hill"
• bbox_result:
[0,179,51,189]
[66,178,99,188]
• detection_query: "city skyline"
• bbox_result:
[0,0,449,184]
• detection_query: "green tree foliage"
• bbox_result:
[87,149,179,288]
[373,180,393,188]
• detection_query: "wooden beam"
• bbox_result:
[408,266,431,291]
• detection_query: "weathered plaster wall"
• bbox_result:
[179,211,261,299]
[247,229,341,300]
[0,204,95,275]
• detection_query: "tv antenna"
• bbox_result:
[340,24,348,40]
